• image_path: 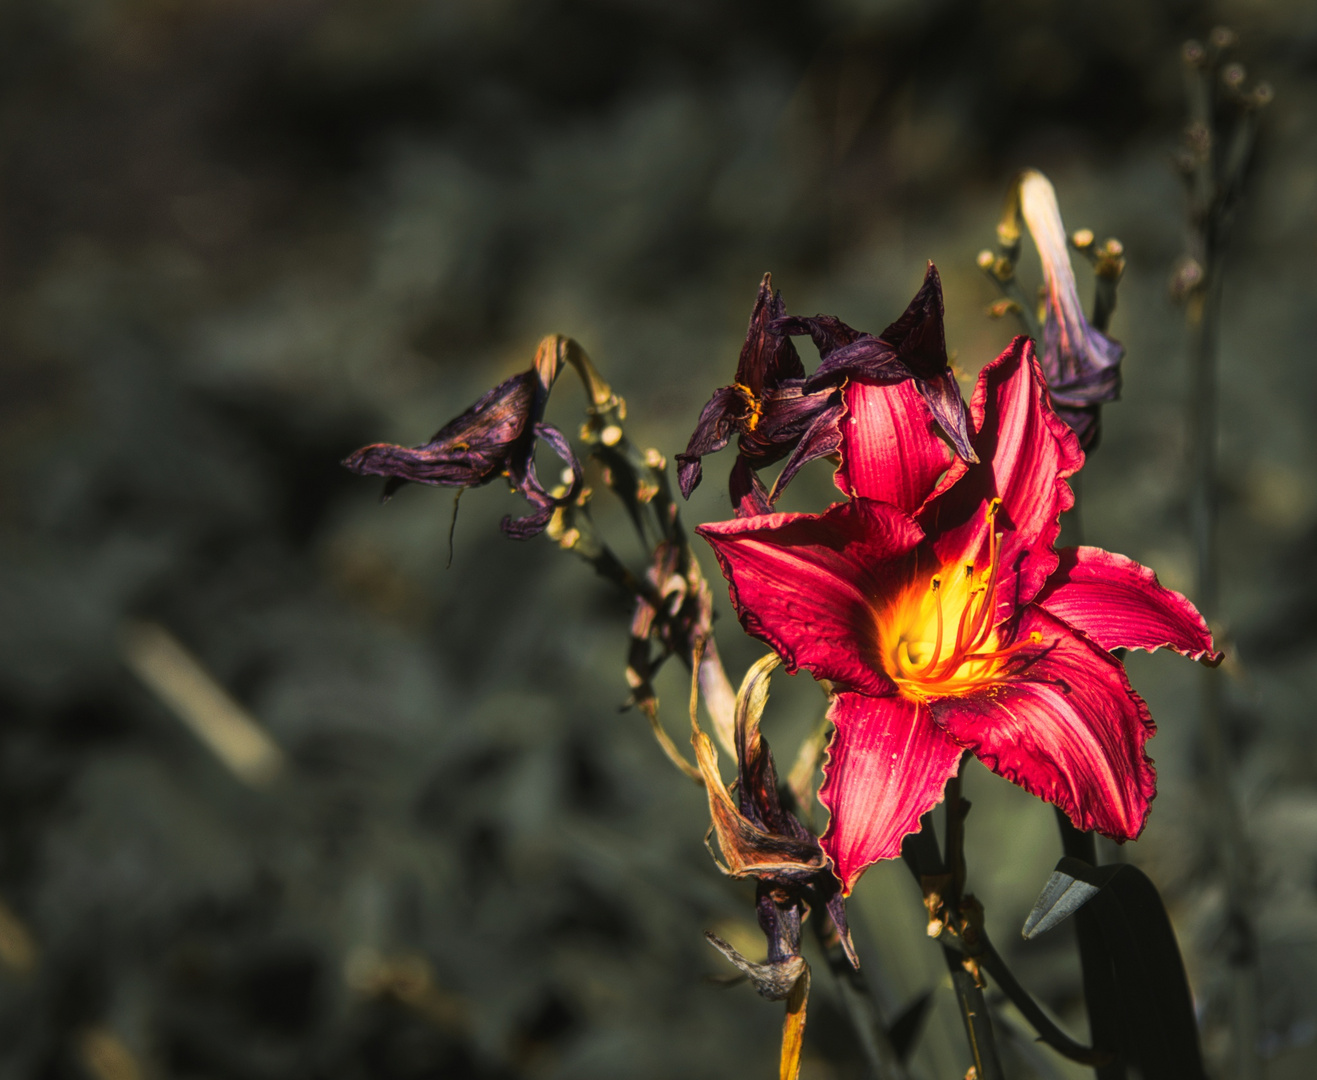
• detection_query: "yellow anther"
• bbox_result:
[734,383,764,432]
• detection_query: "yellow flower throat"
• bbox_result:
[876,499,1040,701]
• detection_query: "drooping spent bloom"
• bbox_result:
[694,653,854,973]
[1012,170,1124,449]
[677,265,975,515]
[694,654,850,1079]
[343,337,581,539]
[698,337,1218,893]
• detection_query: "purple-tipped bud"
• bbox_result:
[1018,171,1124,449]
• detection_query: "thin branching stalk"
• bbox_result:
[1175,29,1270,1080]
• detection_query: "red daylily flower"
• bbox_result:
[698,337,1218,893]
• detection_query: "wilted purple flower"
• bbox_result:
[343,337,581,539]
[678,267,977,516]
[782,262,977,466]
[1017,170,1124,449]
[676,274,842,514]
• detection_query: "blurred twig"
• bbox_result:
[0,899,37,977]
[120,621,284,787]
[1173,27,1270,1080]
[546,336,737,768]
[77,1028,143,1080]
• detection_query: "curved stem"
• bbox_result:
[975,930,1111,1067]
[808,917,911,1080]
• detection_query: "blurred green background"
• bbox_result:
[1,1,1315,1077]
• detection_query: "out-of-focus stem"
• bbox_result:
[1179,32,1265,1080]
[555,338,737,758]
[809,918,911,1080]
[941,769,1005,1080]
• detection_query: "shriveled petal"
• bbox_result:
[677,384,747,497]
[693,709,825,881]
[802,335,908,390]
[698,500,924,696]
[734,653,812,841]
[774,313,864,359]
[834,379,952,513]
[767,398,845,504]
[878,262,948,381]
[501,423,582,540]
[1036,547,1221,664]
[915,369,976,465]
[1054,404,1101,452]
[1041,314,1123,410]
[818,693,963,893]
[930,607,1157,842]
[922,337,1083,624]
[729,455,772,517]
[343,370,537,488]
[735,273,805,396]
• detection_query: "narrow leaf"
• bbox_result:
[1022,870,1101,939]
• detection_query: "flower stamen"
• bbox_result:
[879,497,1034,699]
[917,577,945,677]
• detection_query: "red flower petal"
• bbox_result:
[1036,547,1221,664]
[930,607,1156,841]
[922,337,1084,624]
[698,500,923,696]
[834,379,953,513]
[818,692,963,894]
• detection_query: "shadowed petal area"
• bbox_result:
[923,337,1083,624]
[698,500,924,696]
[1036,547,1221,664]
[818,693,962,893]
[834,379,952,512]
[930,607,1157,841]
